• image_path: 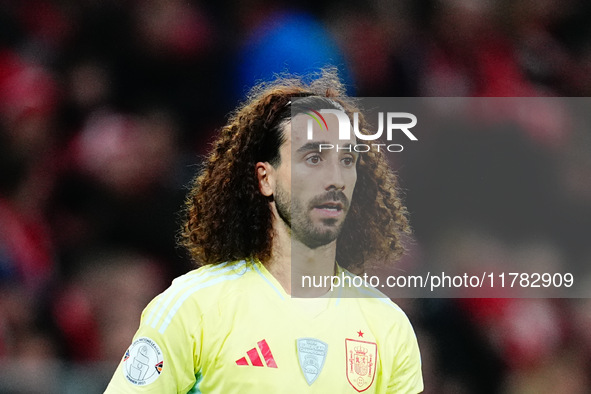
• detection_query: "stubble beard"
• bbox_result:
[274,182,348,249]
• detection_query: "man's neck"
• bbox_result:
[265,221,336,297]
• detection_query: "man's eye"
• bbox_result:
[306,155,321,164]
[342,157,355,166]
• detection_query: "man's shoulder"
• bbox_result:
[170,259,253,300]
[140,260,253,330]
[175,260,252,285]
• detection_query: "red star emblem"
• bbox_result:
[357,330,364,338]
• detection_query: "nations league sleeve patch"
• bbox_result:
[122,337,164,386]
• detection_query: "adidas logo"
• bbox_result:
[235,339,278,368]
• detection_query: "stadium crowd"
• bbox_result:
[1,0,591,392]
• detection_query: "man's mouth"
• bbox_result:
[315,202,344,212]
[308,191,349,219]
[313,201,344,218]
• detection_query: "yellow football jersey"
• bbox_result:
[104,259,423,393]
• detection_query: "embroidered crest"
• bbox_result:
[345,339,377,392]
[297,338,328,385]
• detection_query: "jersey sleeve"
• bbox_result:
[104,292,202,394]
[387,313,424,393]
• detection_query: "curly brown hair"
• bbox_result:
[180,68,410,272]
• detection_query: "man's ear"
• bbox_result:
[256,162,275,197]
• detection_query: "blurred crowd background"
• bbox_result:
[1,0,591,392]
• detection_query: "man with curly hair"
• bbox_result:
[105,69,423,393]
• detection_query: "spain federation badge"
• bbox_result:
[345,339,377,392]
[297,338,328,385]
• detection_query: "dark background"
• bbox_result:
[1,0,591,392]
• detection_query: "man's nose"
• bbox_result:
[324,161,345,191]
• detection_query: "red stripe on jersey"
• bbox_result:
[257,339,278,368]
[235,356,249,366]
[247,348,264,367]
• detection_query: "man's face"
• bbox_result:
[273,112,358,248]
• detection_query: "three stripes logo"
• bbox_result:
[235,339,278,368]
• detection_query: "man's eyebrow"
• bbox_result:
[296,141,331,153]
[296,141,358,154]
